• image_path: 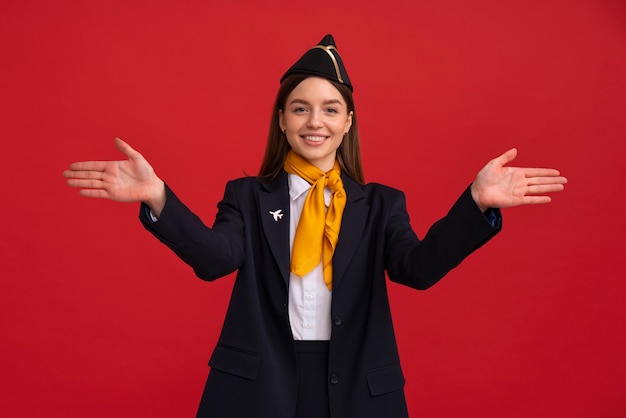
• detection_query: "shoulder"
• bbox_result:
[225,173,287,191]
[343,176,408,219]
[344,175,405,201]
[226,176,263,189]
[361,183,407,213]
[220,174,289,206]
[361,181,404,196]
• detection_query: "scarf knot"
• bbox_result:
[283,151,346,290]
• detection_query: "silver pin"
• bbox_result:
[269,209,283,222]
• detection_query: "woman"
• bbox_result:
[63,35,567,418]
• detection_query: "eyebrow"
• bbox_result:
[288,98,344,107]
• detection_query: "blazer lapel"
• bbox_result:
[332,174,369,290]
[258,172,291,288]
[257,171,368,290]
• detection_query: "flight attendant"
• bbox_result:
[64,34,567,418]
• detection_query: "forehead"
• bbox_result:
[287,77,346,104]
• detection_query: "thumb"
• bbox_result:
[494,147,517,166]
[114,137,142,160]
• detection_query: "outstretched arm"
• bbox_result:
[63,137,166,216]
[470,148,568,212]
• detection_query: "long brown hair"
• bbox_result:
[258,74,364,184]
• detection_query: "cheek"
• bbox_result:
[332,135,344,150]
[282,115,299,132]
[285,133,298,148]
[333,119,350,135]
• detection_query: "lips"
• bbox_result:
[302,135,328,143]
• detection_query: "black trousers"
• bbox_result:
[294,340,331,418]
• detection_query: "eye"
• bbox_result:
[293,107,307,113]
[325,107,339,114]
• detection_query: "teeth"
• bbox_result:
[304,136,326,142]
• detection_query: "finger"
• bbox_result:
[494,148,518,166]
[63,169,104,180]
[67,161,108,171]
[66,178,105,189]
[526,184,566,195]
[521,195,553,205]
[78,189,111,199]
[527,175,568,185]
[114,137,142,160]
[523,167,562,178]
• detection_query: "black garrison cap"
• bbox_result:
[280,34,353,91]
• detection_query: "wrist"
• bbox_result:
[470,183,488,213]
[144,178,166,217]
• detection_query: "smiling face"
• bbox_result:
[279,77,353,172]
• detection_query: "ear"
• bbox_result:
[278,109,286,132]
[345,111,353,134]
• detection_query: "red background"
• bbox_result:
[2,0,625,416]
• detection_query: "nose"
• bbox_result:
[306,110,323,129]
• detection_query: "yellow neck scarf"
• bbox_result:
[283,151,346,291]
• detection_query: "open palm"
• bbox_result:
[470,148,567,211]
[63,138,165,209]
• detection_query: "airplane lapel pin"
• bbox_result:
[269,209,283,222]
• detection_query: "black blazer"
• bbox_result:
[140,171,501,418]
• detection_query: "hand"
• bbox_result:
[470,148,567,212]
[63,137,166,215]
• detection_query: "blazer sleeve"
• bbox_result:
[138,182,246,281]
[384,185,501,290]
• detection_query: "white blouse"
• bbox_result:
[287,174,333,341]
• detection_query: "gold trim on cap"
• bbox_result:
[312,45,344,84]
